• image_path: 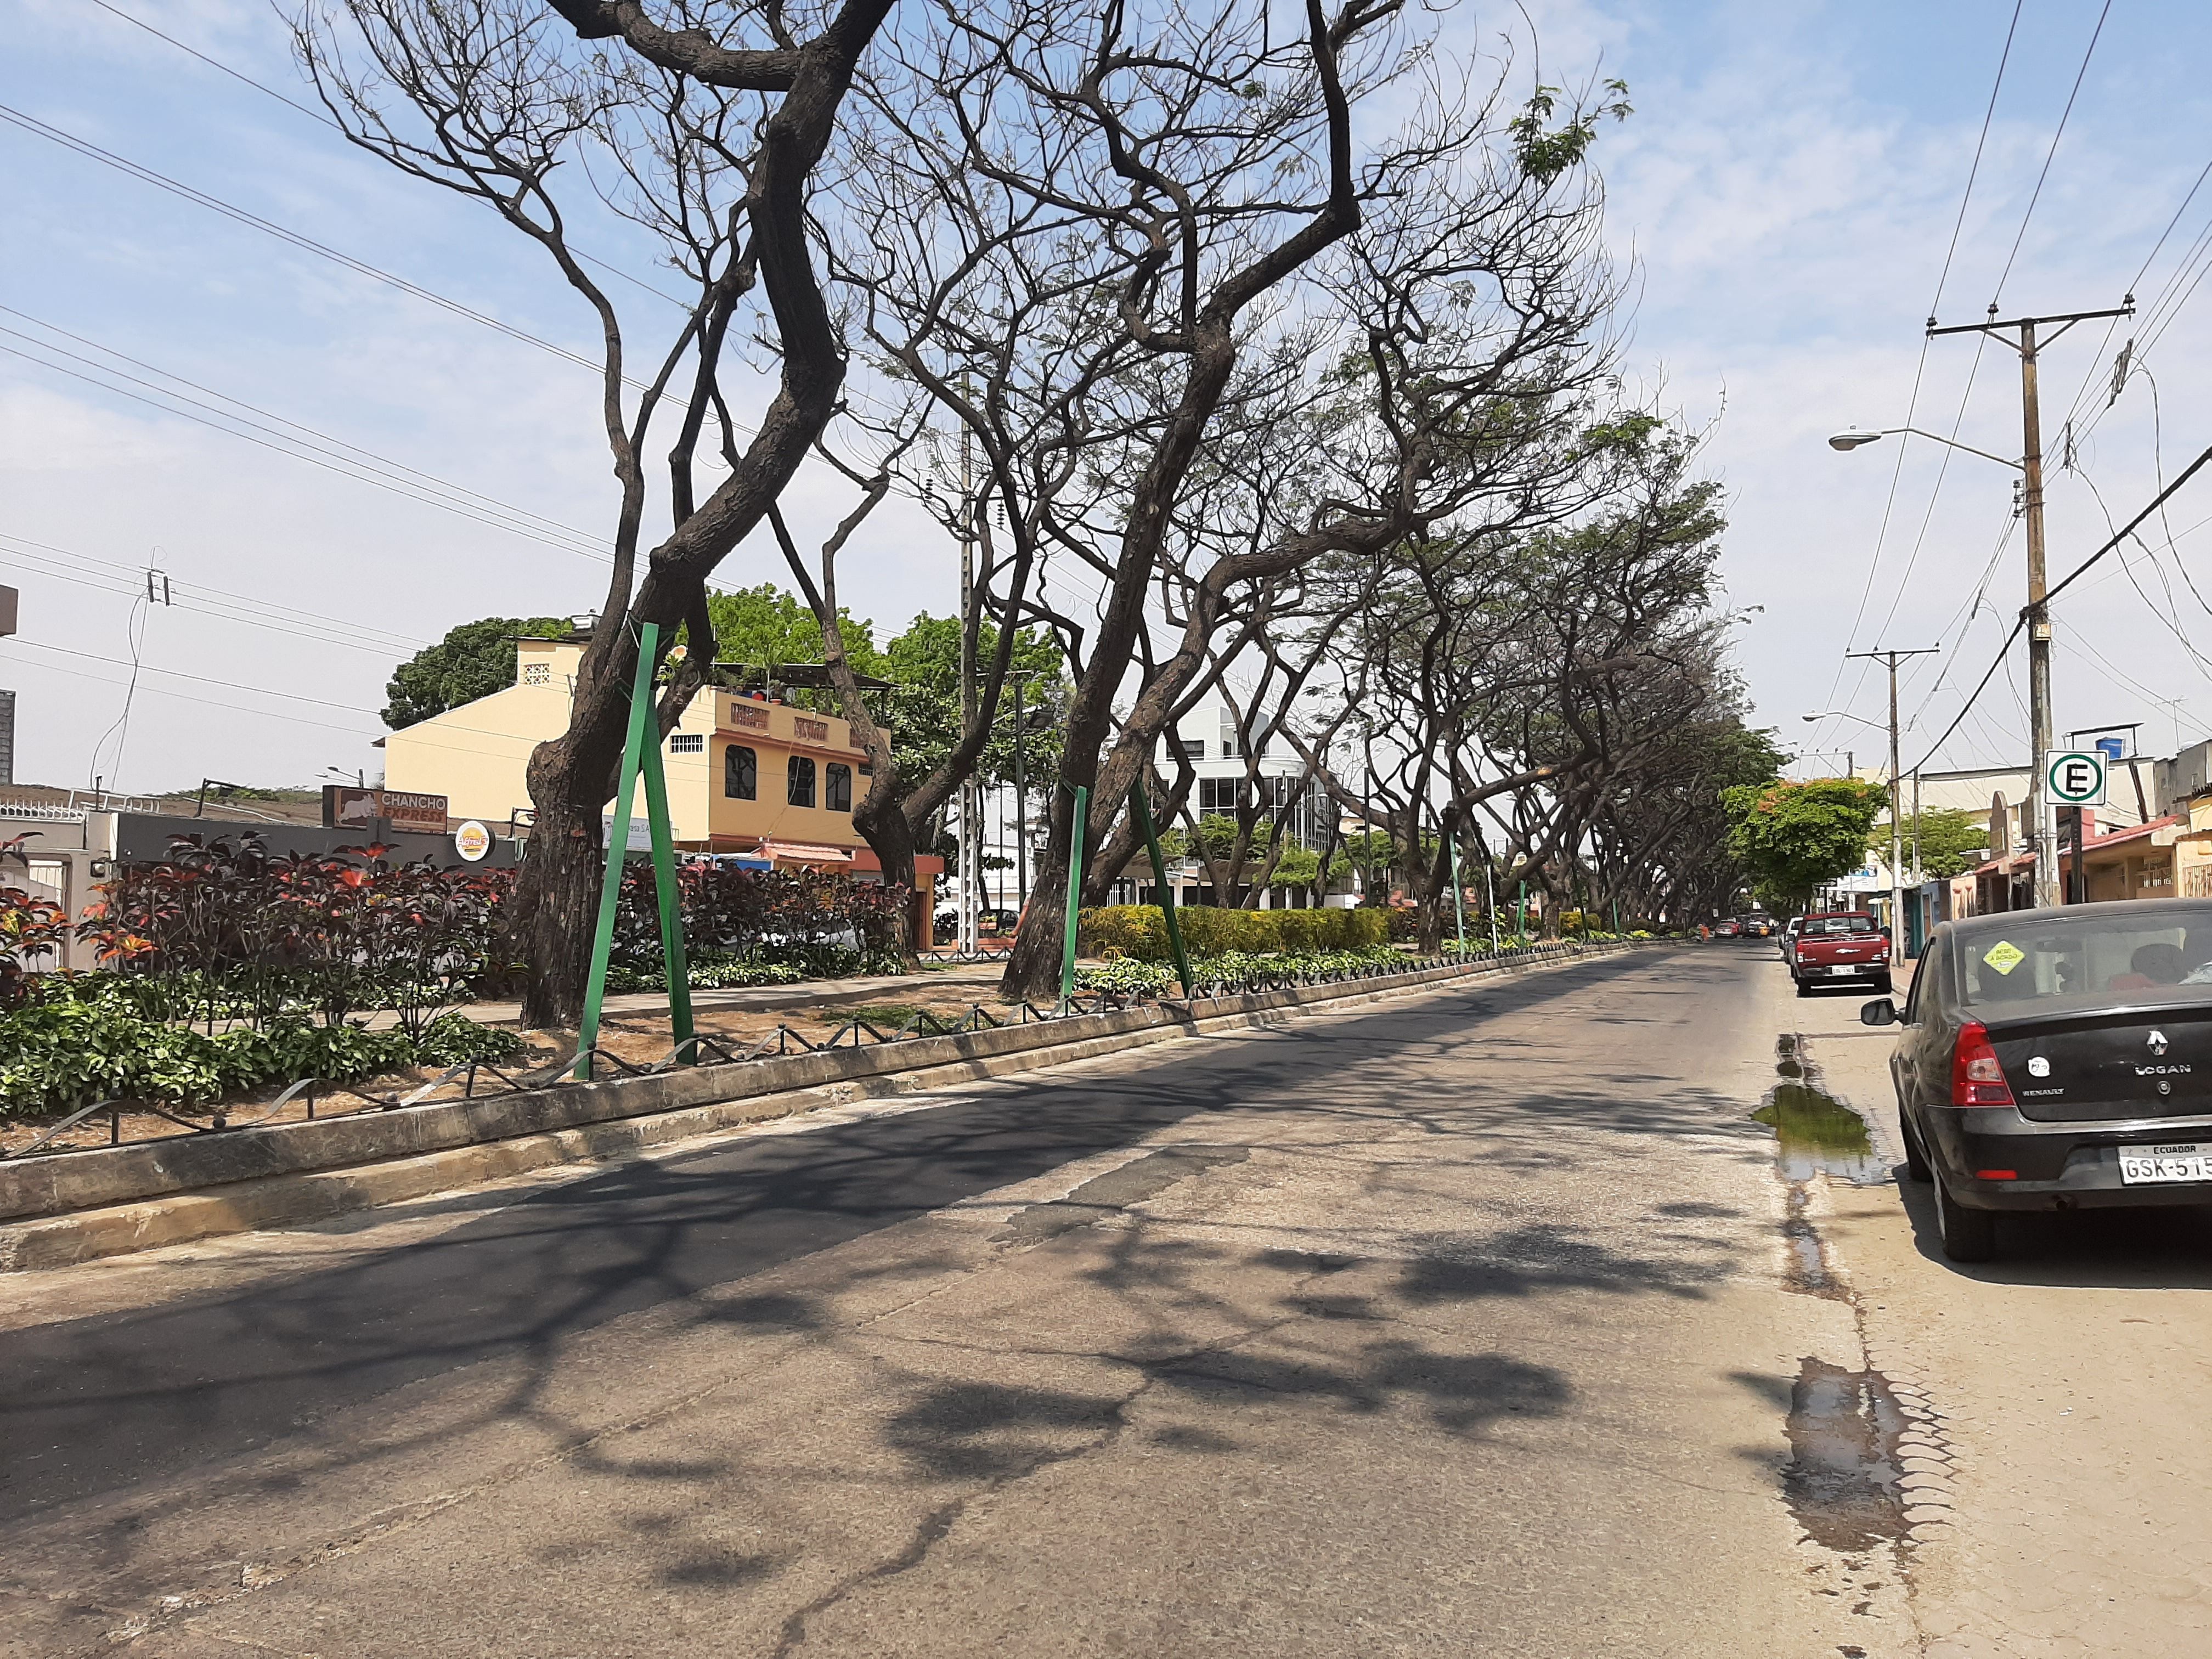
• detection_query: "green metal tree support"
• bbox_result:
[574,620,695,1080]
[1057,783,1089,1007]
[1130,782,1193,996]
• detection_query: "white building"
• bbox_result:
[1158,691,1333,849]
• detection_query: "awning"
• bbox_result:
[755,840,856,865]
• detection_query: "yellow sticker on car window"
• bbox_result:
[1983,940,2025,975]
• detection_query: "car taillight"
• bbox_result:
[1951,1020,2015,1107]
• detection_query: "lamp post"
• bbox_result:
[1842,301,2133,911]
[1829,423,2043,906]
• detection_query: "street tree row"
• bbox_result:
[298,0,1768,1013]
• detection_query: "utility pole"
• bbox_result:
[1931,301,2131,909]
[1847,648,1938,962]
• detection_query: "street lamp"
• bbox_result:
[1826,427,2022,470]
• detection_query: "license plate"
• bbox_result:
[2119,1144,2212,1184]
[1830,964,1861,976]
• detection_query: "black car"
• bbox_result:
[1863,898,2212,1262]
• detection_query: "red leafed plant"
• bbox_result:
[0,885,70,1008]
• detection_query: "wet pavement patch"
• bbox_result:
[996,1146,1250,1244]
[1781,1357,1908,1553]
[1757,1037,1886,1186]
[1760,1036,1889,1298]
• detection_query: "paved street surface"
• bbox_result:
[1,946,2205,1655]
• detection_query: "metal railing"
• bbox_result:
[1,939,1634,1164]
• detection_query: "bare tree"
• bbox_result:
[295,0,898,1025]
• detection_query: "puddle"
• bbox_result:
[1757,1037,1886,1186]
[996,1146,1250,1243]
[1759,1037,1888,1298]
[1781,1357,1908,1553]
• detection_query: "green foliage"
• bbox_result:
[384,616,568,729]
[882,614,1066,791]
[1508,78,1632,183]
[1722,776,1889,906]
[1075,947,1403,996]
[1889,808,1989,882]
[603,953,811,994]
[222,1019,419,1088]
[0,1001,521,1114]
[700,584,886,692]
[1079,905,1389,961]
[1074,957,1180,995]
[411,1014,527,1066]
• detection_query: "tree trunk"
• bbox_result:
[1001,786,1074,1000]
[852,790,921,957]
[513,786,607,1030]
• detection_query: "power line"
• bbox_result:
[0,100,663,392]
[1865,331,1995,649]
[1932,0,2024,317]
[1912,613,2026,773]
[0,305,607,556]
[0,544,400,658]
[1812,7,2023,758]
[2056,152,2212,433]
[0,534,427,658]
[0,338,614,563]
[0,531,426,650]
[10,637,390,715]
[1920,444,2212,773]
[2047,439,2212,603]
[1990,0,2113,308]
[7,647,382,739]
[81,0,691,309]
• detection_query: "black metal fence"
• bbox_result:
[3,939,1614,1164]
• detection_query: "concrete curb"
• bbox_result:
[0,944,1642,1271]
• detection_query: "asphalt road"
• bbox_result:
[1,950,1900,1657]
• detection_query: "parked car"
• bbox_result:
[1864,898,2212,1262]
[1781,915,1805,963]
[1739,915,1775,938]
[1712,919,1742,938]
[1792,911,1891,996]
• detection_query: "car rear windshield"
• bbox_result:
[1958,903,2212,1009]
[1798,915,1877,936]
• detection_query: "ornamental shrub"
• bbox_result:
[0,1006,522,1113]
[1078,905,1389,961]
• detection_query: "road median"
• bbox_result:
[0,942,1645,1271]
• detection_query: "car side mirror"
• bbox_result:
[1860,998,1899,1027]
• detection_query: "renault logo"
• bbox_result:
[2149,1030,2170,1057]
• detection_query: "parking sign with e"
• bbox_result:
[2046,749,2108,806]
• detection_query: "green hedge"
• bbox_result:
[1078,905,1390,961]
[0,1007,525,1114]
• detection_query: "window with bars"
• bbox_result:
[826,763,853,813]
[724,744,757,799]
[521,661,551,686]
[787,754,816,808]
[669,733,704,754]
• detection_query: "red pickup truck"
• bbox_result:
[1791,911,1892,996]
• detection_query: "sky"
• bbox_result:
[4,0,2211,797]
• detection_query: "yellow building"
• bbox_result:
[384,635,931,889]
